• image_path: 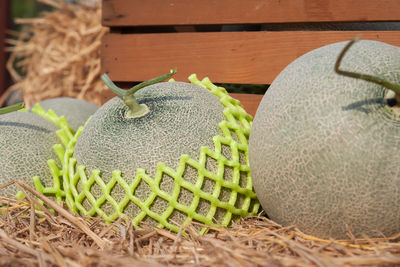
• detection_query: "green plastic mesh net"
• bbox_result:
[30,75,260,233]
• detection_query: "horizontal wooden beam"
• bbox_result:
[101,31,400,84]
[102,0,400,26]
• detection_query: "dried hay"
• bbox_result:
[0,180,399,267]
[3,0,109,108]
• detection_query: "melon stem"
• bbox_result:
[0,102,25,115]
[101,69,176,117]
[335,36,400,106]
[122,95,149,118]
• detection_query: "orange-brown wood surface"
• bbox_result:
[102,0,400,26]
[101,31,400,84]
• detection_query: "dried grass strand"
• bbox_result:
[4,0,109,108]
[14,180,109,249]
[1,201,399,267]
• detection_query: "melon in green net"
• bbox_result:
[0,103,60,198]
[30,97,98,131]
[62,71,259,232]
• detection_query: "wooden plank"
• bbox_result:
[101,31,400,84]
[0,0,9,98]
[102,0,400,26]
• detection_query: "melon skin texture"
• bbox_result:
[0,111,59,197]
[31,97,98,130]
[249,40,400,239]
[73,82,226,218]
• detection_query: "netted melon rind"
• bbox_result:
[11,104,73,203]
[33,76,260,233]
[33,97,99,131]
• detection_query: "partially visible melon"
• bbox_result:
[249,40,400,239]
[31,97,98,130]
[0,109,59,197]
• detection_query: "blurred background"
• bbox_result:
[1,0,110,109]
[1,0,266,110]
[2,0,49,97]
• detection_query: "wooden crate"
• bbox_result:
[101,0,400,116]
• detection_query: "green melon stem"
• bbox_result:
[335,36,400,106]
[101,69,176,117]
[0,102,25,115]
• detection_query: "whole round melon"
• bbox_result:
[0,108,60,197]
[249,40,400,239]
[74,81,225,181]
[71,73,258,231]
[31,97,98,130]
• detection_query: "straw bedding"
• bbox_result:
[3,0,108,108]
[2,1,400,266]
[0,181,400,267]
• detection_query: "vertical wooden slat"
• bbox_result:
[0,0,9,98]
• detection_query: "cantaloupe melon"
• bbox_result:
[74,82,224,179]
[74,81,225,217]
[57,72,259,232]
[31,97,98,130]
[249,39,400,239]
[0,105,60,197]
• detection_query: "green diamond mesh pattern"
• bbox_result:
[31,75,260,233]
[28,105,75,204]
